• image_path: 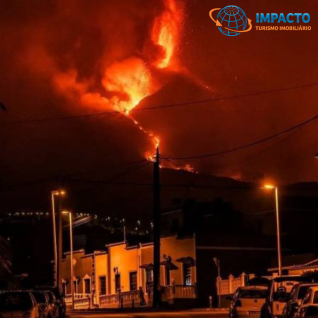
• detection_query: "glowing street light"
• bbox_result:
[263,184,275,189]
[51,190,66,287]
[62,211,74,310]
[262,184,282,277]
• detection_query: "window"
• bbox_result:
[298,286,311,300]
[99,276,106,295]
[146,270,153,284]
[303,291,312,305]
[62,282,67,295]
[73,281,78,293]
[84,278,91,294]
[183,263,191,286]
[314,292,318,304]
[237,289,268,299]
[146,270,153,293]
[165,267,171,286]
[115,273,121,293]
[129,272,137,291]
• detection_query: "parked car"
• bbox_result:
[0,291,40,318]
[31,291,55,318]
[283,284,318,318]
[229,286,269,318]
[298,305,318,318]
[35,287,65,318]
[296,287,318,318]
[261,276,311,318]
[45,291,59,318]
[50,288,66,318]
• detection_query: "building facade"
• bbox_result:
[60,235,197,308]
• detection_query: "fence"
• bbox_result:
[65,293,92,309]
[174,285,197,299]
[66,285,197,309]
[99,290,140,309]
[217,273,250,295]
[161,284,197,303]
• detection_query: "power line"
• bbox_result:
[0,82,317,126]
[234,119,318,170]
[0,110,119,126]
[66,160,152,195]
[0,176,54,193]
[59,179,318,191]
[135,82,318,112]
[62,158,147,179]
[163,111,318,160]
[102,160,150,184]
[0,159,147,193]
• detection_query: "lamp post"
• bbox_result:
[62,210,74,310]
[262,184,282,277]
[51,190,65,287]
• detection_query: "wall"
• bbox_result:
[61,235,197,300]
[108,243,140,294]
[61,250,86,294]
[95,252,108,299]
[140,236,196,287]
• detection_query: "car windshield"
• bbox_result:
[273,291,290,301]
[0,292,33,311]
[32,292,47,304]
[238,289,268,298]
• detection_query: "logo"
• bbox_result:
[209,5,252,36]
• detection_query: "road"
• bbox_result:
[68,310,228,318]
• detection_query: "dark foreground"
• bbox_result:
[68,309,228,318]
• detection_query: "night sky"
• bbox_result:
[0,0,317,215]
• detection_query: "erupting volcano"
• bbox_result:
[52,0,194,169]
[99,0,184,157]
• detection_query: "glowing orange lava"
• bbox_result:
[102,58,151,114]
[151,0,183,69]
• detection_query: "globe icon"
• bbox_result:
[217,5,248,36]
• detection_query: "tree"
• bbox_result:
[0,236,11,274]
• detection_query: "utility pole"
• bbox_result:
[56,193,62,291]
[51,192,58,287]
[274,187,282,277]
[153,146,161,308]
[56,177,65,291]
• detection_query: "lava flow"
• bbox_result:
[101,57,160,150]
[101,0,183,160]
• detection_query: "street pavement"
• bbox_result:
[68,309,228,318]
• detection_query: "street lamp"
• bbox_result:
[262,184,282,277]
[51,190,65,287]
[62,210,74,310]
